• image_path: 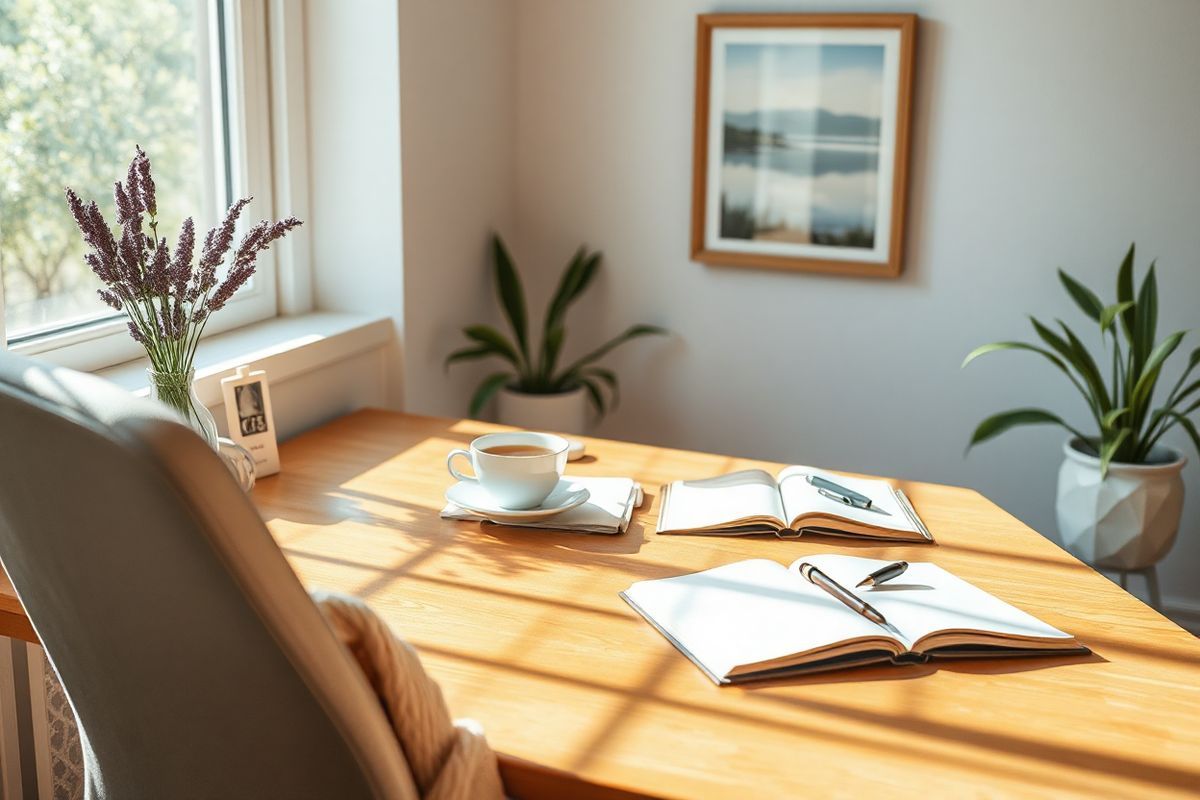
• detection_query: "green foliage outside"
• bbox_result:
[0,0,200,324]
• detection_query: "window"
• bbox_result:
[0,0,280,367]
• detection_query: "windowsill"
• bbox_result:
[95,312,393,408]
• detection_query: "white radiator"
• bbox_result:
[0,638,83,800]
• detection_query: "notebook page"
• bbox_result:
[623,559,896,680]
[777,466,916,532]
[660,470,786,531]
[792,555,1073,651]
[772,465,912,534]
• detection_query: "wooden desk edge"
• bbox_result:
[498,753,659,800]
[0,574,36,643]
[0,610,36,643]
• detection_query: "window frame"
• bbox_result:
[3,0,301,372]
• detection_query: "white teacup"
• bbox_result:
[446,431,569,509]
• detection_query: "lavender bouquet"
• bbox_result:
[65,147,301,446]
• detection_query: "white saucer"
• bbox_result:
[445,479,591,522]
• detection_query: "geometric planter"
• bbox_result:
[1055,437,1187,571]
[495,385,589,435]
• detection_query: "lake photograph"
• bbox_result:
[714,40,889,254]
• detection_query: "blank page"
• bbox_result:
[793,555,1074,650]
[623,559,896,681]
[659,470,786,532]
[776,466,916,533]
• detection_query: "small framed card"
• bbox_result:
[221,365,280,477]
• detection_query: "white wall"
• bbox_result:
[511,0,1200,618]
[305,0,406,406]
[305,0,518,417]
[397,0,517,416]
[207,349,388,441]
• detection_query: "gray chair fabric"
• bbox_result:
[0,350,418,799]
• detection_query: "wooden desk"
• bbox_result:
[4,410,1200,798]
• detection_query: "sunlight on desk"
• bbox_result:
[246,411,1200,799]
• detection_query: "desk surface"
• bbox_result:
[4,410,1200,798]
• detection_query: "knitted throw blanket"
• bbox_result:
[313,591,505,800]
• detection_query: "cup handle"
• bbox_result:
[447,449,476,483]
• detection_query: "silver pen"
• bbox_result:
[798,562,888,626]
[807,474,874,509]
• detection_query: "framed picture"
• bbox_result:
[690,14,917,278]
[220,365,280,477]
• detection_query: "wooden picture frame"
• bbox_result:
[690,13,917,278]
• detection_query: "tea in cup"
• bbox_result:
[446,431,569,509]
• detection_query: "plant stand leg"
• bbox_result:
[1144,566,1163,611]
[1118,571,1128,590]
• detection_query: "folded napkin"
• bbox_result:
[441,476,644,535]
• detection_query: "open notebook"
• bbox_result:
[658,466,932,542]
[621,555,1087,684]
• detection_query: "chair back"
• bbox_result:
[0,351,417,799]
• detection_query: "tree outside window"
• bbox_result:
[0,0,206,339]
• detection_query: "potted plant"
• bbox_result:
[963,244,1198,570]
[445,233,666,433]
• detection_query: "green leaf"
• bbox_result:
[1162,411,1200,459]
[966,408,1088,453]
[542,247,585,335]
[1173,346,1200,396]
[1057,320,1111,412]
[961,341,1079,378]
[463,325,522,368]
[1139,404,1199,460]
[1029,318,1103,416]
[1128,330,1186,412]
[1058,269,1104,322]
[585,367,620,410]
[1029,316,1075,362]
[1098,428,1132,479]
[580,377,607,417]
[1175,377,1200,406]
[1116,243,1137,342]
[544,248,601,335]
[491,233,529,366]
[468,372,514,418]
[1101,407,1128,429]
[540,325,565,384]
[1143,330,1186,379]
[1028,316,1109,416]
[1151,343,1200,428]
[1135,261,1158,365]
[1100,301,1134,334]
[961,340,1095,411]
[444,344,499,372]
[557,324,668,383]
[962,341,1058,369]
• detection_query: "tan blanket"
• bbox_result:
[314,591,505,800]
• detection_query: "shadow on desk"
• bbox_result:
[738,650,1107,690]
[478,491,658,557]
[739,650,1200,796]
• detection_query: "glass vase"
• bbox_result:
[148,368,219,450]
[217,437,257,492]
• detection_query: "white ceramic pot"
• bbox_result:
[495,386,589,434]
[1055,438,1186,570]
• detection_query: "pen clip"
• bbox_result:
[817,487,854,506]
